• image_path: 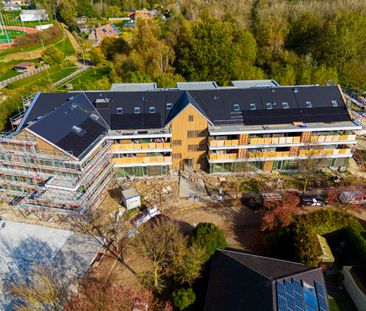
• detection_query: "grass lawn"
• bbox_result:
[59,67,111,90]
[0,69,20,81]
[6,65,78,89]
[54,36,75,57]
[328,296,349,311]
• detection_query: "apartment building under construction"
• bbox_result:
[0,81,361,214]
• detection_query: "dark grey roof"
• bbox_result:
[18,85,352,133]
[164,91,211,126]
[28,93,108,159]
[204,250,328,311]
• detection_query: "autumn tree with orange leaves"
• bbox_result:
[261,192,301,231]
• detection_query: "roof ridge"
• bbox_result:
[219,249,309,281]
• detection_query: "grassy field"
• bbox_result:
[59,67,111,90]
[0,58,40,82]
[54,35,75,57]
[6,65,78,90]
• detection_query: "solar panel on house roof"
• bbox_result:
[276,279,328,311]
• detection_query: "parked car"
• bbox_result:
[0,217,6,229]
[241,192,282,210]
[300,195,326,207]
[339,191,366,205]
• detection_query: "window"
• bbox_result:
[134,107,141,114]
[166,103,173,110]
[250,103,256,111]
[72,125,81,133]
[172,153,182,159]
[149,106,156,113]
[117,107,123,115]
[331,100,338,107]
[266,103,272,110]
[233,104,240,111]
[188,144,206,152]
[90,113,99,120]
[282,102,289,109]
[172,140,182,146]
[188,115,194,122]
[187,130,207,138]
[306,101,312,108]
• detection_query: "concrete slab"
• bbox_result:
[0,220,101,310]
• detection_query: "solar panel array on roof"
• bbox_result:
[18,85,353,134]
[28,93,108,159]
[275,278,329,311]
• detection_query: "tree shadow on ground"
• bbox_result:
[0,235,90,310]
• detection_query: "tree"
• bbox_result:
[175,18,262,85]
[89,47,105,65]
[134,218,189,291]
[261,192,301,231]
[64,276,153,311]
[190,223,226,260]
[41,45,64,65]
[172,288,196,311]
[69,206,135,276]
[134,218,205,292]
[8,266,69,311]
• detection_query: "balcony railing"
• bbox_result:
[111,156,172,165]
[111,143,171,152]
[209,148,352,161]
[209,135,357,148]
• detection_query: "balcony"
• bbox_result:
[208,134,357,150]
[208,148,352,163]
[111,156,172,167]
[111,143,172,153]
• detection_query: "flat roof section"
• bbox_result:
[0,220,101,309]
[231,80,280,88]
[110,83,157,91]
[176,81,218,90]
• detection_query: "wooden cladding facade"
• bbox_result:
[170,104,208,170]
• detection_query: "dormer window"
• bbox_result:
[331,100,338,107]
[134,107,141,114]
[282,102,289,109]
[233,104,240,112]
[250,103,256,111]
[90,114,99,121]
[117,108,123,115]
[166,103,173,110]
[149,106,156,113]
[72,125,82,133]
[266,103,272,110]
[306,101,312,108]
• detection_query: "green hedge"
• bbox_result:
[292,209,357,266]
[346,222,366,264]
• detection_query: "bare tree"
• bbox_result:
[69,206,135,276]
[8,266,69,311]
[64,276,154,311]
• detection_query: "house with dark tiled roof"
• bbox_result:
[205,250,330,311]
[0,81,360,215]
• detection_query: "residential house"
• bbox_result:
[14,62,35,72]
[204,250,330,311]
[88,23,121,46]
[128,9,158,21]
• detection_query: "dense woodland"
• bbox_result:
[1,0,366,131]
[41,0,366,90]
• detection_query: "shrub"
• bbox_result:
[292,209,356,266]
[190,223,226,260]
[346,222,366,264]
[41,45,64,65]
[172,288,196,310]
